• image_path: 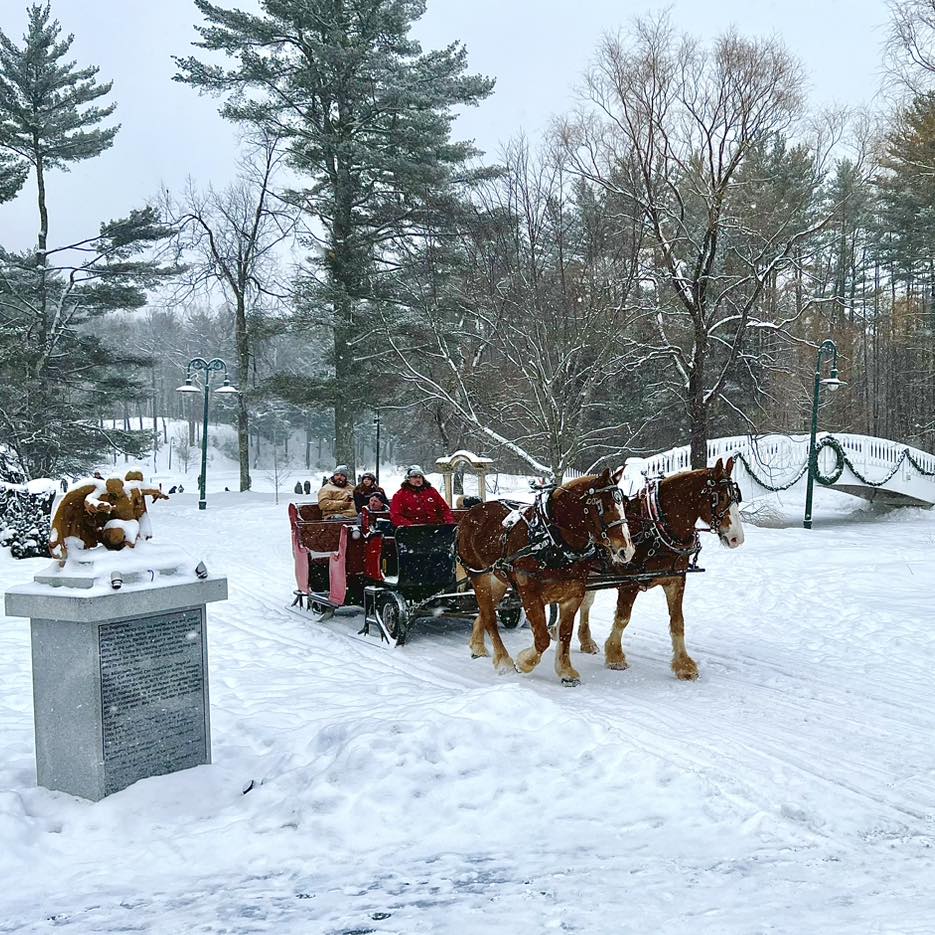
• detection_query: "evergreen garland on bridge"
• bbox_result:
[731,436,935,492]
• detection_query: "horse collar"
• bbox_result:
[530,486,598,564]
[641,480,701,558]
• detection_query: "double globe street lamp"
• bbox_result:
[803,339,846,530]
[176,357,239,511]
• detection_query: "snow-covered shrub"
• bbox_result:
[0,487,54,559]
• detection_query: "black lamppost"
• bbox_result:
[176,358,239,510]
[373,411,382,484]
[803,339,846,529]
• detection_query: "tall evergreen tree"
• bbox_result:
[0,4,174,477]
[0,3,119,291]
[175,0,494,474]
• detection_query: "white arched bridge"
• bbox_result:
[631,432,935,509]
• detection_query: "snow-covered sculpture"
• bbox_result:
[49,471,169,564]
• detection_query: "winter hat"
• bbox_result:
[360,472,376,482]
[332,464,350,478]
[405,465,425,478]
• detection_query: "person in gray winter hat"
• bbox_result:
[318,465,355,518]
[391,465,454,526]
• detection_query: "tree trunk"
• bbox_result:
[34,149,49,362]
[330,174,358,477]
[234,293,252,491]
[688,340,708,469]
[333,317,356,476]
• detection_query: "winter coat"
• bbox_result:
[390,480,454,527]
[317,479,356,519]
[353,482,388,512]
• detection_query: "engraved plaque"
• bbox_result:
[99,608,208,795]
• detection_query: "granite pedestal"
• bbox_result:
[4,546,227,801]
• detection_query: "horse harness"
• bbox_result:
[636,473,743,563]
[463,471,740,578]
[465,481,628,578]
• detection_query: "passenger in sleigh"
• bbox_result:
[317,465,357,519]
[390,465,454,527]
[362,491,390,514]
[353,472,388,512]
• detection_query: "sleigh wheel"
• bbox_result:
[497,605,523,629]
[377,592,411,645]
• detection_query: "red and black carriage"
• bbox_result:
[288,503,525,645]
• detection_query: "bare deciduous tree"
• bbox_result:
[166,134,296,491]
[381,141,645,480]
[888,0,935,92]
[564,16,836,466]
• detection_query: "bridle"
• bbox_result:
[639,470,742,558]
[700,475,743,535]
[581,482,630,550]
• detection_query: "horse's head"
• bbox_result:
[560,468,635,565]
[701,457,744,549]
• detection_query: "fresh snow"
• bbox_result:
[1,484,934,933]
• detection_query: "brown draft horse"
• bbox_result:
[456,469,636,686]
[575,457,744,680]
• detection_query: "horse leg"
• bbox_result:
[468,573,492,658]
[604,587,638,670]
[662,577,698,681]
[576,590,599,654]
[553,587,585,686]
[470,573,514,673]
[515,593,551,674]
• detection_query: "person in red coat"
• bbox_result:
[390,465,455,527]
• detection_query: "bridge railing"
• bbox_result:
[621,432,935,503]
[568,432,935,502]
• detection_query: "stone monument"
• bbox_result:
[4,474,227,800]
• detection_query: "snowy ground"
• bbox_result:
[2,483,934,934]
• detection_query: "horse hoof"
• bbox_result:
[605,660,629,671]
[561,677,581,688]
[515,649,541,673]
[580,640,599,655]
[495,658,515,675]
[673,658,699,680]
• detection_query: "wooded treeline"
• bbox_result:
[3,0,935,484]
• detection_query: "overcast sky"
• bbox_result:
[0,0,891,252]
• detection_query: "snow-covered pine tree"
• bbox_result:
[174,0,495,477]
[0,4,177,478]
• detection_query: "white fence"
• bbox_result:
[627,433,935,507]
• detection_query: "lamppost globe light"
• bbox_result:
[179,357,233,510]
[214,381,239,396]
[804,340,845,529]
